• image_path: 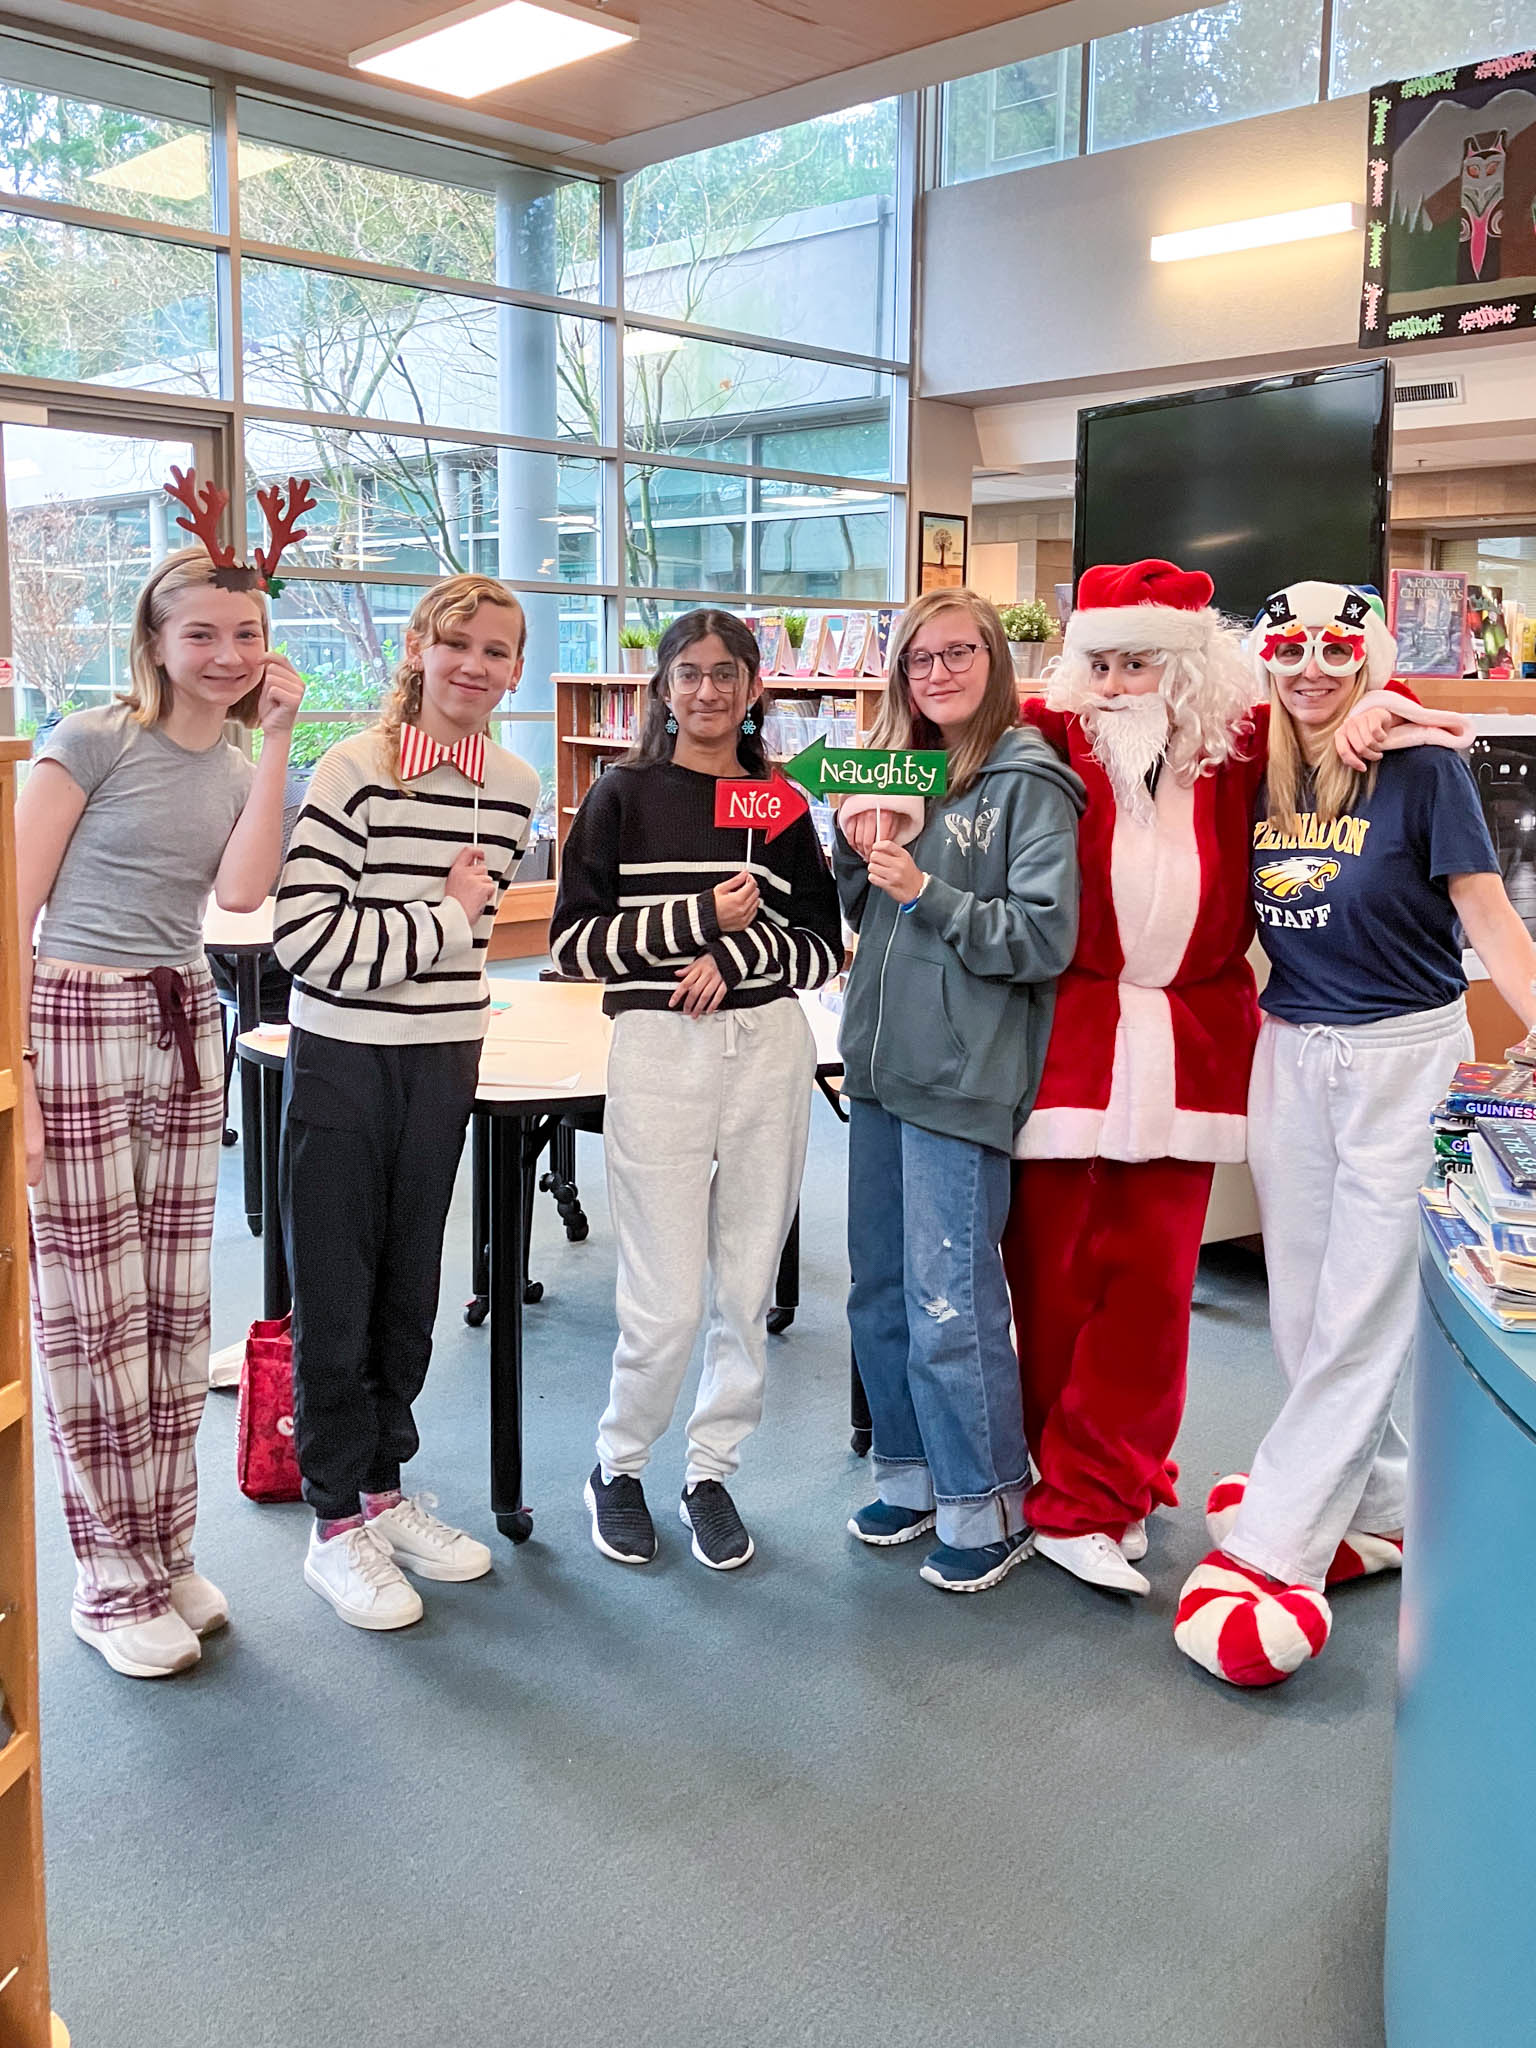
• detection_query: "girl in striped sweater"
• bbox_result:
[551,609,841,1571]
[274,575,538,1631]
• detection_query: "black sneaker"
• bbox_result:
[679,1481,754,1570]
[584,1466,656,1564]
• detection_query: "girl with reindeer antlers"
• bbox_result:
[16,466,309,1680]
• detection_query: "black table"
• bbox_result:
[203,904,277,1239]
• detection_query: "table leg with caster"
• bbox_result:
[236,955,263,1236]
[768,1205,799,1337]
[850,1351,871,1458]
[465,1112,489,1327]
[260,1062,290,1320]
[539,1119,589,1242]
[489,1112,533,1543]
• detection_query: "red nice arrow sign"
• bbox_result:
[713,771,810,845]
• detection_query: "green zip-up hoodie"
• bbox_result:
[833,726,1084,1153]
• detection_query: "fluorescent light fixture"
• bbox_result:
[1150,201,1365,263]
[352,0,635,98]
[89,136,289,203]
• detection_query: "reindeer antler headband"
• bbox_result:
[163,465,316,597]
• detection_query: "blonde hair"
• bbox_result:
[874,589,1019,801]
[1264,669,1377,833]
[377,574,528,786]
[125,544,268,729]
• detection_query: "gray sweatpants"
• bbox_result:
[596,1000,815,1484]
[1229,996,1472,1590]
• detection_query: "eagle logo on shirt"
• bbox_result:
[1255,856,1341,901]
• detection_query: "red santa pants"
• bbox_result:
[1003,1156,1214,1538]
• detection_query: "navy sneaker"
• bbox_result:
[919,1530,1034,1594]
[847,1501,938,1546]
[585,1466,656,1564]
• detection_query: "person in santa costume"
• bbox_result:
[996,562,1473,1599]
[1173,579,1536,1687]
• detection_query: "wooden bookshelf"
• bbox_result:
[0,736,56,2048]
[553,671,890,860]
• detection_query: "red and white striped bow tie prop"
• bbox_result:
[398,724,486,787]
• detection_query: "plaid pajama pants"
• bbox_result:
[29,961,224,1629]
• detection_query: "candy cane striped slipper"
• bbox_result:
[1173,1550,1331,1688]
[1204,1475,1404,1587]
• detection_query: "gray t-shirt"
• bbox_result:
[36,703,255,970]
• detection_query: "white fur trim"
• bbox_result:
[1111,772,1201,987]
[837,792,924,845]
[1352,688,1475,751]
[1065,604,1212,657]
[1015,1103,1246,1162]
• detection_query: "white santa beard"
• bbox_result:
[1082,696,1172,812]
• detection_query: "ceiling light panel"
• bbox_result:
[352,0,636,98]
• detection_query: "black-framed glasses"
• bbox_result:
[903,641,983,679]
[670,661,747,693]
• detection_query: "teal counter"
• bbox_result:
[1384,1236,1536,2047]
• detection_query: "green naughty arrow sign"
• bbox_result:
[782,735,948,800]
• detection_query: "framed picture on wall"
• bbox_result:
[1360,47,1536,347]
[918,512,968,593]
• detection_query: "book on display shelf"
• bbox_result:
[794,618,827,677]
[1476,1118,1536,1189]
[1442,1062,1536,1122]
[752,613,783,669]
[1447,1245,1536,1330]
[1470,1131,1536,1226]
[865,608,897,676]
[816,614,849,676]
[835,612,871,678]
[1446,1177,1536,1278]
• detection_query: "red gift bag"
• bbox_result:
[236,1314,303,1503]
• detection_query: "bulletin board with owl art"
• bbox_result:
[1360,46,1536,346]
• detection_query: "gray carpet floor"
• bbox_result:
[33,996,1396,2048]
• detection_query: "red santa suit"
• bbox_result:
[1001,567,1266,1544]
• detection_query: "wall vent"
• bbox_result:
[1395,376,1464,406]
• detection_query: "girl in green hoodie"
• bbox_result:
[834,589,1083,1594]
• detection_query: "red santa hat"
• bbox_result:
[1064,559,1217,658]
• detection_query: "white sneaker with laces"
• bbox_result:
[1035,1530,1151,1597]
[367,1493,492,1583]
[169,1572,230,1637]
[304,1524,424,1630]
[1120,1520,1148,1563]
[71,1608,201,1678]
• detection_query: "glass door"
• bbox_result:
[0,400,220,742]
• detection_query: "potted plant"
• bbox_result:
[999,600,1054,680]
[618,625,650,675]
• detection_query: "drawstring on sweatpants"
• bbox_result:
[137,966,202,1092]
[1296,1022,1354,1089]
[722,1009,759,1059]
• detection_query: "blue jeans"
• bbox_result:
[846,1098,1029,1549]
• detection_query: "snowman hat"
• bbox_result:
[1063,558,1218,658]
[1251,580,1399,691]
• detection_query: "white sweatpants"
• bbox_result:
[596,1000,815,1484]
[1229,997,1472,1590]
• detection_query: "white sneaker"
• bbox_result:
[1121,1520,1148,1563]
[169,1573,230,1637]
[71,1609,201,1678]
[1035,1530,1151,1597]
[304,1524,423,1631]
[367,1492,492,1583]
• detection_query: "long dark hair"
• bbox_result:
[619,608,769,778]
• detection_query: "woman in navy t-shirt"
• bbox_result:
[1176,580,1536,1691]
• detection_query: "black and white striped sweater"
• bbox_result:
[550,761,842,1015]
[274,729,538,1044]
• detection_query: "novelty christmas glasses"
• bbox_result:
[1257,627,1368,676]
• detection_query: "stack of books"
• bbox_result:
[1424,1061,1536,1330]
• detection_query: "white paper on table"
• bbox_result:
[477,1042,587,1092]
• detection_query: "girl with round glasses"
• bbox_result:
[1176,579,1536,1688]
[551,609,841,1572]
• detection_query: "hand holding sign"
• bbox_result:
[713,870,759,931]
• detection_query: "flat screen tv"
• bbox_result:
[1074,361,1393,625]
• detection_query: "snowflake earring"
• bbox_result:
[740,712,757,735]
[665,711,678,734]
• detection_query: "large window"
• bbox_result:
[3,32,914,820]
[939,2,1536,182]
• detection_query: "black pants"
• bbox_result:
[279,1027,480,1521]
